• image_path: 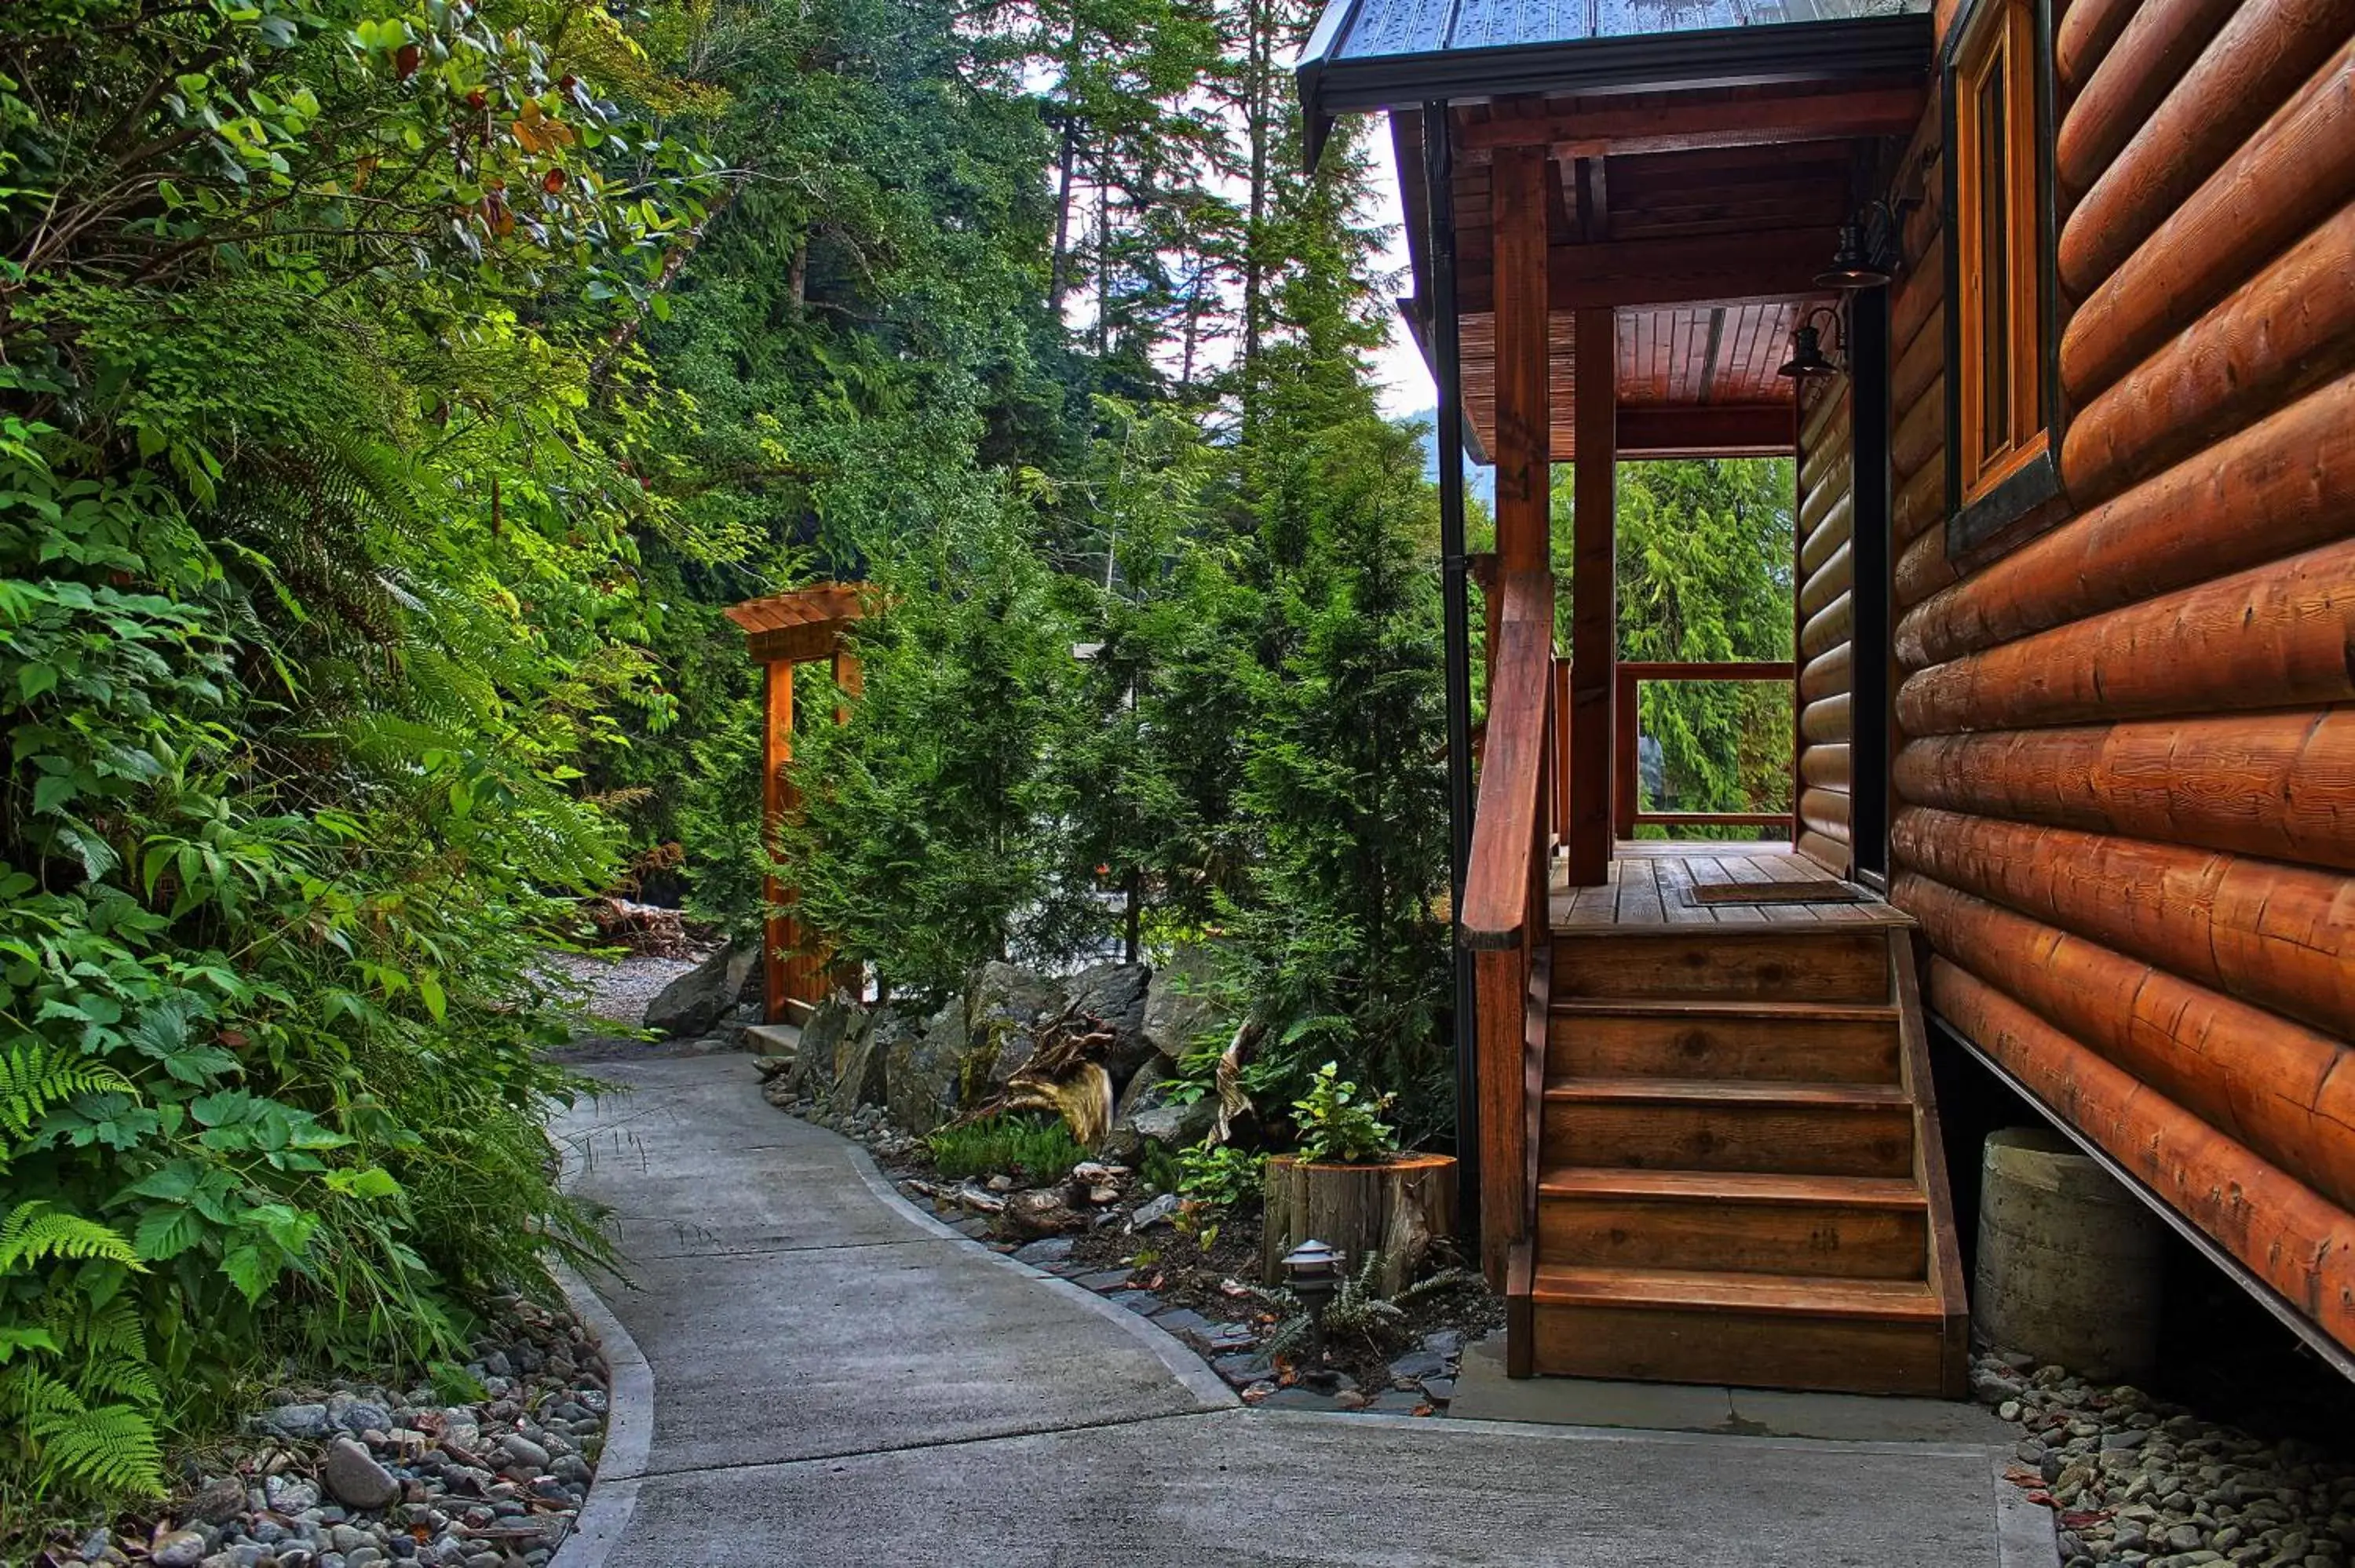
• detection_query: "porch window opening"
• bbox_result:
[1955,0,2044,501]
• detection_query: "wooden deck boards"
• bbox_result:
[1550,842,1912,932]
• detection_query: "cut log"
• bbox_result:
[1893,452,1944,546]
[1927,959,2355,1354]
[1897,873,2355,1209]
[1895,538,2355,735]
[2057,0,2142,97]
[1262,1152,1459,1299]
[1800,589,1853,659]
[1890,805,2355,1035]
[1802,493,1853,573]
[1802,538,1853,618]
[1904,373,2355,670]
[1893,301,1944,414]
[1892,373,1943,478]
[2061,0,2355,294]
[1801,786,1852,841]
[1801,742,1853,789]
[1802,691,1853,744]
[2061,209,2355,505]
[1891,712,2355,872]
[1801,644,1853,702]
[1892,232,1943,352]
[1895,525,1956,610]
[2061,46,2355,403]
[2054,0,2240,200]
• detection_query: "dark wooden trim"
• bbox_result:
[1426,103,1484,1245]
[1459,225,1843,312]
[1458,82,1928,154]
[1568,306,1617,888]
[1617,404,1799,456]
[1462,575,1556,948]
[1849,286,1892,881]
[1892,932,1973,1398]
[1947,441,2061,554]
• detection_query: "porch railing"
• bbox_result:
[1567,658,1799,838]
[1461,570,1555,1294]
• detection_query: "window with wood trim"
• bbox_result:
[1954,0,2045,502]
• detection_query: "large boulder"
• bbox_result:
[1066,961,1153,1079]
[1141,946,1223,1063]
[963,961,1065,1090]
[786,998,860,1098]
[1104,1056,1215,1158]
[823,1007,890,1117]
[886,997,972,1134]
[644,943,758,1038]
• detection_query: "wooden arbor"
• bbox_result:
[724,583,872,1023]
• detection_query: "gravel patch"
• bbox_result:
[537,950,704,1033]
[38,1298,612,1568]
[1973,1347,2355,1568]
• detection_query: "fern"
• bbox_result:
[23,1388,165,1497]
[0,1047,134,1140]
[0,1204,140,1271]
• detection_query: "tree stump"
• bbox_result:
[1261,1153,1457,1298]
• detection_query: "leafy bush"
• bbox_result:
[1291,1063,1398,1165]
[1174,1143,1267,1207]
[0,0,712,1522]
[926,1116,1086,1184]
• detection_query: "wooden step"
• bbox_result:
[1543,1078,1915,1178]
[1528,1265,1950,1395]
[1551,929,1890,1004]
[1537,1166,1929,1278]
[1549,1000,1901,1084]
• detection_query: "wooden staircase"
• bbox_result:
[1510,922,1970,1396]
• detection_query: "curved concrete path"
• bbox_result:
[553,1052,2048,1567]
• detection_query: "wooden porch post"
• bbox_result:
[1492,147,1551,576]
[761,659,794,1024]
[1566,306,1616,885]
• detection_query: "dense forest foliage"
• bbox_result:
[0,0,1789,1520]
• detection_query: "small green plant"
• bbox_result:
[1291,1062,1398,1164]
[926,1115,1086,1183]
[1138,1143,1184,1196]
[1175,1143,1266,1207]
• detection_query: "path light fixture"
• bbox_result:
[1282,1238,1343,1366]
[1777,305,1846,381]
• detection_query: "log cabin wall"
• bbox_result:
[1795,370,1857,874]
[1889,0,2355,1351]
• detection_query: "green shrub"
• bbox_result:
[926,1116,1086,1184]
[1291,1062,1399,1165]
[1175,1143,1266,1207]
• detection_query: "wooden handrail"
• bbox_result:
[1462,570,1554,1287]
[1462,572,1557,950]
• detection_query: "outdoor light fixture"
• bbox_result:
[1281,1238,1343,1366]
[1776,305,1845,380]
[1814,199,1907,290]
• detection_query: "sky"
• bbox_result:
[1360,126,1438,420]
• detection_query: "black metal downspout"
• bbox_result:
[1426,104,1481,1243]
[1848,285,1892,884]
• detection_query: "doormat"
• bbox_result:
[1684,880,1871,906]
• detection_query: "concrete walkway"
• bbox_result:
[553,1052,2049,1567]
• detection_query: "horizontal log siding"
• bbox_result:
[1895,21,2355,1355]
[1795,373,1855,873]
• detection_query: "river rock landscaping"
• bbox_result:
[1974,1347,2355,1568]
[24,1300,609,1568]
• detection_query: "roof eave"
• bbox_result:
[1298,12,1932,140]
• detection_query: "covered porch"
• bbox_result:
[1302,0,1966,1393]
